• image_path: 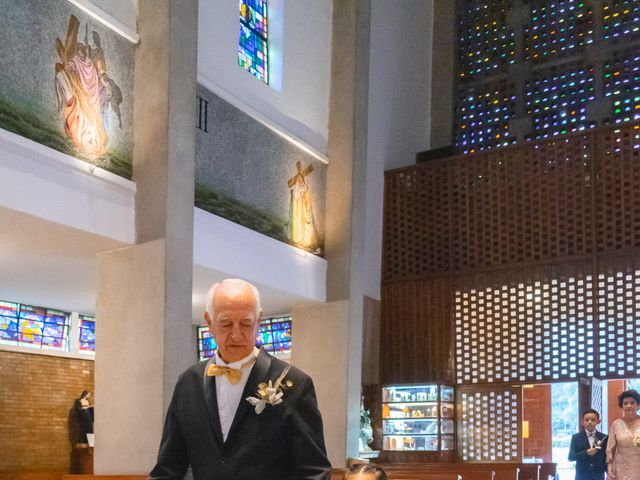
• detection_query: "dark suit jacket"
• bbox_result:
[149,349,332,480]
[568,430,608,480]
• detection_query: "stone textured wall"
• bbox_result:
[0,351,94,472]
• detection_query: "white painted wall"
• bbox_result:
[192,208,326,319]
[67,0,138,42]
[198,0,332,157]
[0,129,136,244]
[362,0,434,300]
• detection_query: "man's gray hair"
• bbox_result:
[205,278,262,320]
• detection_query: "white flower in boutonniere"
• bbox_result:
[246,365,293,414]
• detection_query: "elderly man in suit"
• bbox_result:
[568,409,608,480]
[150,278,332,480]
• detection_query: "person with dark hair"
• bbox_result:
[606,389,640,480]
[342,464,388,480]
[568,408,607,480]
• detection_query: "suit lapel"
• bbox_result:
[201,361,224,448]
[224,349,272,445]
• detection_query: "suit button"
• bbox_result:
[220,458,226,464]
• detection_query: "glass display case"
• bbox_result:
[382,384,455,452]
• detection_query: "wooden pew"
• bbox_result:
[376,463,556,480]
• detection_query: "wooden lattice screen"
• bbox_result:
[454,262,596,385]
[381,123,640,386]
[457,386,522,462]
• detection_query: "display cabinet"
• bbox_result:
[382,384,455,453]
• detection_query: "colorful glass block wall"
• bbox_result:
[197,315,292,361]
[238,0,269,84]
[455,0,640,153]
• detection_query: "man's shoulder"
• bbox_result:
[175,360,208,386]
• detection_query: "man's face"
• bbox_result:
[205,284,260,363]
[582,413,600,432]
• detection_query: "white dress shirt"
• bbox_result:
[210,347,259,441]
[586,430,596,447]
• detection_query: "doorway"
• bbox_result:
[522,382,578,480]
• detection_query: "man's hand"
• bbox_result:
[586,447,597,456]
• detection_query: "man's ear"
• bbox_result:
[204,311,212,327]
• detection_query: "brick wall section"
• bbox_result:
[0,350,94,472]
[522,384,552,463]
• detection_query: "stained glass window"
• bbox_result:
[78,314,96,352]
[198,326,217,361]
[257,316,292,355]
[197,315,292,361]
[604,49,640,125]
[454,0,640,153]
[0,300,70,351]
[603,0,640,40]
[238,0,269,84]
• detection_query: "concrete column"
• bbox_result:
[292,0,372,467]
[430,0,454,149]
[94,0,198,473]
[292,301,350,467]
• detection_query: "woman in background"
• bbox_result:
[606,389,640,480]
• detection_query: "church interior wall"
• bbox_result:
[195,85,327,257]
[360,0,434,301]
[0,351,94,473]
[197,0,333,157]
[67,0,138,42]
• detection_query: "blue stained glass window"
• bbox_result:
[198,327,218,361]
[258,317,292,355]
[238,0,269,84]
[78,314,96,352]
[197,315,292,361]
[0,300,70,351]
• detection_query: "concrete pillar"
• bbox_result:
[430,0,454,149]
[290,0,372,467]
[292,301,350,467]
[94,0,198,473]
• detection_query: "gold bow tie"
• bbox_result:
[206,356,257,384]
[207,364,242,384]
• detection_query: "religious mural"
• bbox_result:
[287,161,320,252]
[195,86,326,256]
[0,0,134,178]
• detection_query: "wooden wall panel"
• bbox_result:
[381,123,640,385]
[595,124,640,253]
[380,279,453,385]
[383,161,450,282]
[450,134,594,270]
[457,385,522,463]
[454,261,596,384]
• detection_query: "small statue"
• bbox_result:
[359,395,374,452]
[72,390,94,445]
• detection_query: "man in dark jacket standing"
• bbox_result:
[150,278,332,480]
[568,409,608,480]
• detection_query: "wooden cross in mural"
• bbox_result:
[287,161,314,188]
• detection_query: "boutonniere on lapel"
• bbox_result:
[245,365,293,414]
